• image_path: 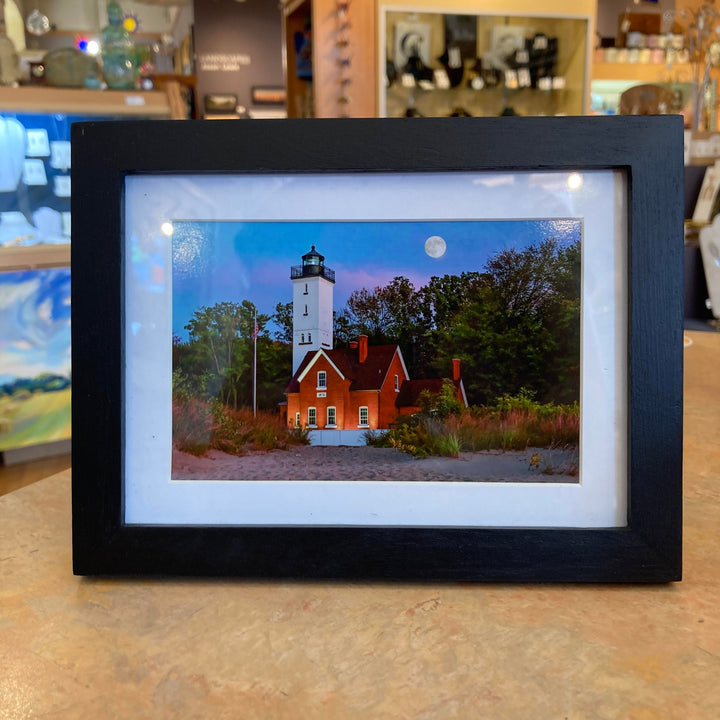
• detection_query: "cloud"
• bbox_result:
[472,174,516,188]
[0,276,40,309]
[36,297,53,324]
[0,349,70,382]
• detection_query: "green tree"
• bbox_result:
[418,272,483,329]
[255,338,292,409]
[340,276,429,376]
[272,301,293,343]
[333,310,354,347]
[184,302,245,377]
[416,271,485,379]
[432,239,580,406]
[345,286,389,341]
[177,300,280,408]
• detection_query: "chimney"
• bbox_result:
[358,335,368,363]
[452,358,461,382]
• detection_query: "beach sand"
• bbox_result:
[172,444,579,483]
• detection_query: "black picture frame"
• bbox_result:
[71,116,683,581]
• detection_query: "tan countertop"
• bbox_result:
[1,330,719,719]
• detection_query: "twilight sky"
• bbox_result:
[172,219,581,340]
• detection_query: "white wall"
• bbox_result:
[26,0,182,34]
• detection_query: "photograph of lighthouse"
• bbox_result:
[171,218,581,483]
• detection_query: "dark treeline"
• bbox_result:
[173,238,581,410]
[0,373,72,397]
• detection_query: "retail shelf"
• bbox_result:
[0,86,170,117]
[592,62,695,83]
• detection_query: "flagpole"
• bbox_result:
[253,310,257,417]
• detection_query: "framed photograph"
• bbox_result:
[251,86,287,106]
[487,25,526,68]
[71,116,683,581]
[394,19,433,68]
[444,14,477,58]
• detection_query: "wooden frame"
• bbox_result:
[71,116,683,580]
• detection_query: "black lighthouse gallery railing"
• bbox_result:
[290,265,336,282]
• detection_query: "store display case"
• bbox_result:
[380,2,594,119]
[0,86,169,462]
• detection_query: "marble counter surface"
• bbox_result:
[1,331,719,719]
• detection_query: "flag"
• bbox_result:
[251,321,259,341]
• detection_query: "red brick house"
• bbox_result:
[285,335,409,431]
[285,335,467,431]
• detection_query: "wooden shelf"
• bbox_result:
[592,62,695,84]
[385,83,573,119]
[0,86,170,117]
[0,244,71,272]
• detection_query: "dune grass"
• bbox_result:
[173,397,309,456]
[367,390,579,459]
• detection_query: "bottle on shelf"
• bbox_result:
[0,3,19,86]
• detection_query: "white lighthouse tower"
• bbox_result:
[291,245,335,374]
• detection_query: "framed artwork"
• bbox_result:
[487,25,527,69]
[444,14,477,58]
[394,20,433,68]
[71,116,683,581]
[0,266,71,452]
[1,111,76,246]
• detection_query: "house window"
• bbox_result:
[295,412,300,428]
[304,304,308,316]
[317,371,327,389]
[308,332,312,342]
[359,406,369,427]
[304,283,308,294]
[308,407,317,427]
[394,374,399,392]
[301,333,305,343]
[327,406,336,427]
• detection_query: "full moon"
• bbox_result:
[567,172,583,190]
[425,235,446,258]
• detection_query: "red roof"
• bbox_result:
[395,378,444,407]
[286,345,401,393]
